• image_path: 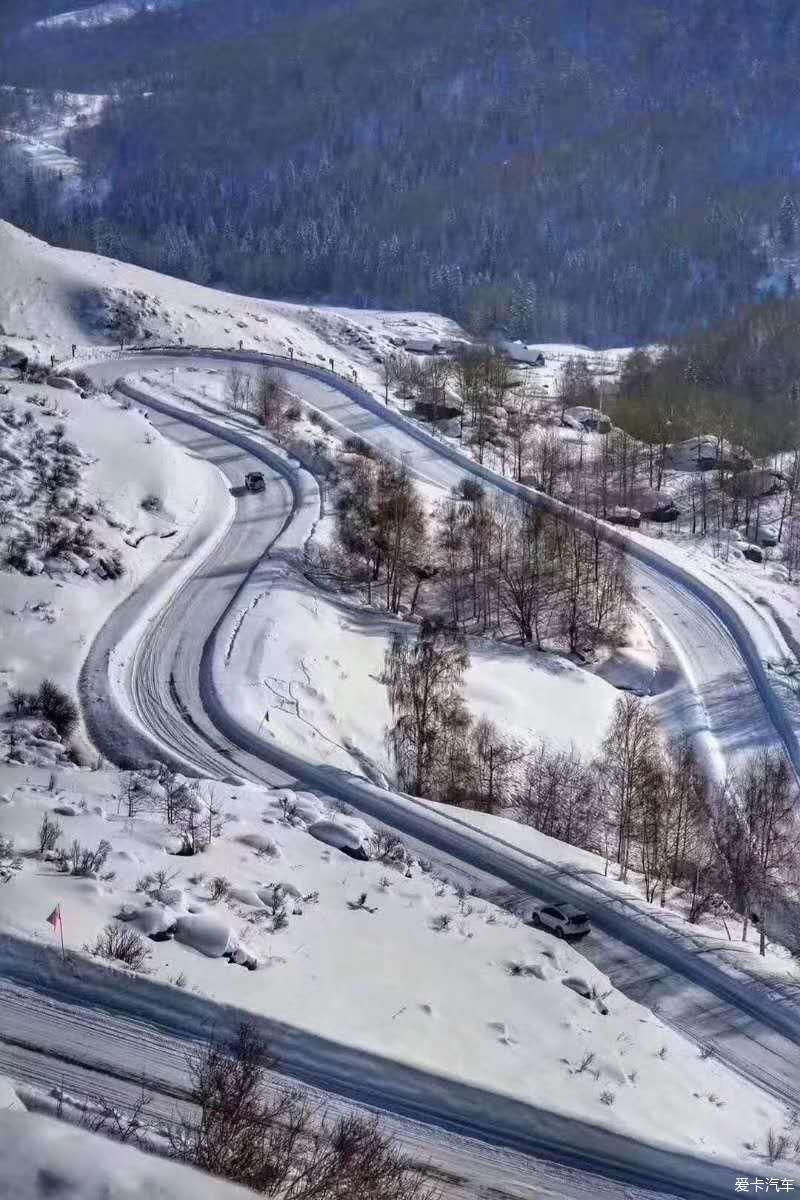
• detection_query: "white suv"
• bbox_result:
[531,903,591,939]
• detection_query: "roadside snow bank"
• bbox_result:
[0,1075,25,1112]
[0,1111,255,1199]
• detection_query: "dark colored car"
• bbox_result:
[244,471,266,493]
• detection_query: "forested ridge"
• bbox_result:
[3,1,800,345]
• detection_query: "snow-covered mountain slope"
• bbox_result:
[32,0,191,32]
[0,220,461,389]
[0,90,106,180]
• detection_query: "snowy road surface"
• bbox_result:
[0,944,755,1200]
[34,349,795,1195]
[0,982,679,1200]
[90,349,800,780]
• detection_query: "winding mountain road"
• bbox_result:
[23,348,799,1197]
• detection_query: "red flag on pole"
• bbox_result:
[47,904,65,959]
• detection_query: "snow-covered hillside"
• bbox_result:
[1,218,799,1190]
[0,220,462,393]
[0,90,106,180]
[0,372,218,761]
[0,762,793,1167]
[32,0,192,32]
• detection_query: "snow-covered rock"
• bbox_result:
[46,374,83,394]
[308,820,370,859]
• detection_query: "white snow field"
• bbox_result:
[211,536,619,781]
[2,221,800,1195]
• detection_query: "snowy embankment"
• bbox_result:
[628,526,800,720]
[0,765,793,1183]
[0,1108,254,1200]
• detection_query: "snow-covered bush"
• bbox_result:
[37,679,79,739]
[208,875,230,902]
[90,922,152,972]
[7,680,78,741]
[66,837,111,878]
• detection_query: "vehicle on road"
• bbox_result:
[531,903,591,938]
[244,470,266,493]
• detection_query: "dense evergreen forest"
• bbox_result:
[3,1,800,346]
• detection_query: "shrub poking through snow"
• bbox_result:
[576,1052,599,1079]
[263,889,289,932]
[766,1128,790,1164]
[278,796,301,826]
[0,833,23,883]
[347,892,378,913]
[209,875,231,902]
[149,867,180,902]
[430,914,451,932]
[90,922,152,972]
[600,1090,616,1106]
[370,830,410,867]
[166,1023,438,1199]
[38,811,63,854]
[38,679,79,740]
[67,837,112,877]
[8,679,79,741]
[141,493,163,513]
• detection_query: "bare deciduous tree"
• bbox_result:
[383,617,470,798]
[598,695,660,882]
[718,749,800,954]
